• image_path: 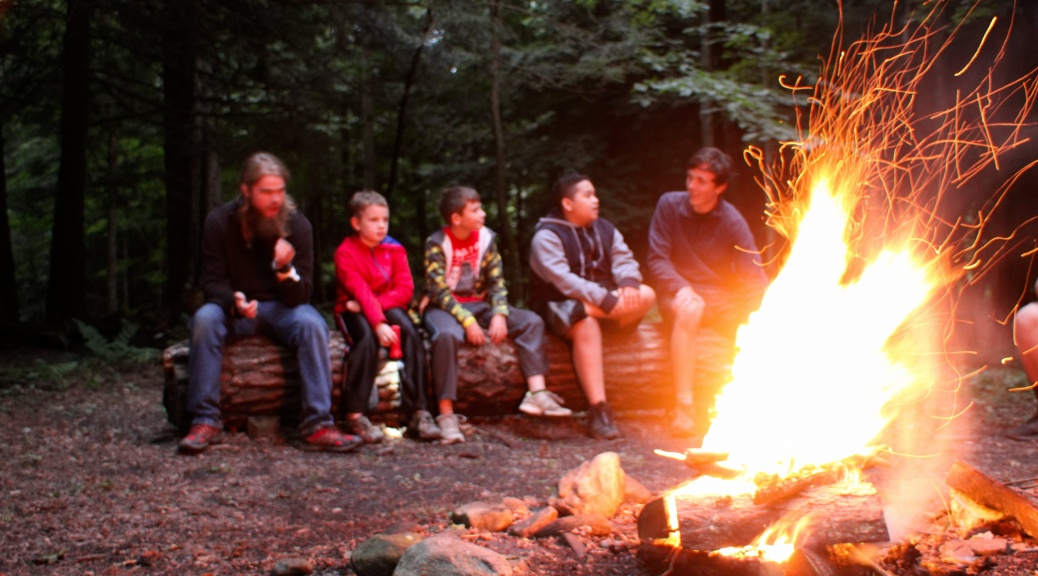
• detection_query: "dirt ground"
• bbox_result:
[2,347,1038,576]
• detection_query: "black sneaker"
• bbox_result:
[1007,415,1038,440]
[588,401,620,440]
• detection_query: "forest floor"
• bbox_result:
[2,345,1038,576]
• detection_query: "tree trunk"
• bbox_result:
[105,133,119,316]
[0,106,19,327]
[385,8,434,202]
[163,0,216,317]
[46,0,94,325]
[487,0,522,300]
[162,0,196,317]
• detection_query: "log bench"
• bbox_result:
[161,322,736,432]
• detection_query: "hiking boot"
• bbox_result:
[519,390,573,417]
[346,415,386,444]
[545,299,587,336]
[1007,415,1038,441]
[300,427,363,453]
[671,404,697,437]
[178,423,221,455]
[587,401,620,440]
[436,413,466,445]
[409,410,442,441]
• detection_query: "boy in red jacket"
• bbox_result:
[334,191,441,442]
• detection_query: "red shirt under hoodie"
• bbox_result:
[333,234,414,327]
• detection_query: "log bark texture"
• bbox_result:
[162,321,736,429]
[945,460,1038,538]
[638,478,889,568]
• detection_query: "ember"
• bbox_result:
[640,0,1038,572]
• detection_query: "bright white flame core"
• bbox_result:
[701,180,937,478]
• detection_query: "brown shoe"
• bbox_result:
[178,423,221,455]
[671,406,697,438]
[346,415,386,444]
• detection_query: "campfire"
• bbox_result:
[638,1,1038,573]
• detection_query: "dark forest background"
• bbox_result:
[1,0,1035,366]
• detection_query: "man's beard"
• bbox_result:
[239,196,297,248]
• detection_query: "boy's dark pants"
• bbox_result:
[424,302,549,403]
[338,307,428,415]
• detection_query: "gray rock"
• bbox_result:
[271,557,312,576]
[507,506,558,538]
[556,452,624,518]
[393,535,512,576]
[352,533,422,576]
[451,501,515,532]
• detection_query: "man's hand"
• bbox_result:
[375,322,397,348]
[464,320,486,346]
[487,314,507,344]
[273,238,296,271]
[234,291,258,319]
[673,286,704,311]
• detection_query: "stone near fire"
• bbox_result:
[556,452,625,518]
[623,474,653,504]
[393,534,512,576]
[501,497,530,517]
[271,557,313,576]
[451,501,515,532]
[534,513,612,537]
[350,532,421,576]
[508,506,559,538]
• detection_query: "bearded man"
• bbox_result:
[179,152,361,455]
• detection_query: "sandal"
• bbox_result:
[299,427,363,453]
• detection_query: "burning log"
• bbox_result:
[638,478,889,570]
[945,460,1038,538]
[752,454,882,506]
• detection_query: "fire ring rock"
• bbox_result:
[392,535,513,576]
[556,452,625,518]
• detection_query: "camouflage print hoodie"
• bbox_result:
[423,226,509,328]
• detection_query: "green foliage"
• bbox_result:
[73,318,159,364]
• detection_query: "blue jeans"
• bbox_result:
[187,301,335,436]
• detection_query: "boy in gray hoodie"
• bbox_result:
[529,173,656,439]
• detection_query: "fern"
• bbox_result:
[73,319,160,364]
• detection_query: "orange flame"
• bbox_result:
[663,0,1038,556]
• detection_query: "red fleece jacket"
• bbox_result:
[333,234,414,327]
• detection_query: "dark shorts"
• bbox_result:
[538,298,641,339]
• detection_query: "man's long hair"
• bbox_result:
[237,152,297,248]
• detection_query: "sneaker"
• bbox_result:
[300,427,363,453]
[671,404,697,437]
[519,390,573,417]
[346,415,386,444]
[1007,415,1038,440]
[409,410,442,441]
[436,413,466,445]
[178,423,221,455]
[587,401,620,440]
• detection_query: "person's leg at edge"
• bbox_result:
[1009,302,1038,438]
[186,303,231,429]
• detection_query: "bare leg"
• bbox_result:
[585,285,657,327]
[669,297,704,436]
[1015,302,1038,414]
[568,316,606,405]
[527,374,546,393]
